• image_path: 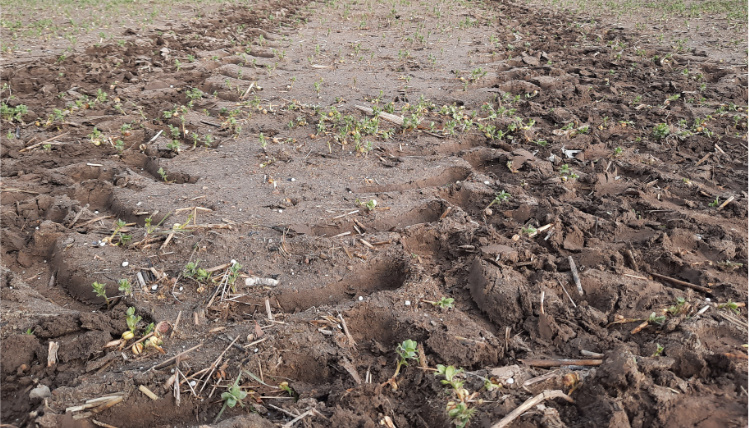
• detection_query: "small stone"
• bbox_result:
[122,261,129,267]
[405,300,411,306]
[151,285,158,291]
[506,378,515,384]
[29,385,51,400]
[358,296,364,301]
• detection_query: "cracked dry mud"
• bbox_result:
[1,0,747,427]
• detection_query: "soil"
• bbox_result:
[1,0,747,427]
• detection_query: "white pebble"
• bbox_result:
[230,259,237,265]
[35,226,39,230]
[290,178,296,182]
[179,286,183,291]
[253,348,259,353]
[705,297,711,302]
[94,210,99,214]
[405,300,411,306]
[136,202,142,206]
[484,181,490,185]
[189,381,197,387]
[151,285,158,291]
[506,378,515,384]
[278,209,283,213]
[358,296,363,301]
[122,261,129,267]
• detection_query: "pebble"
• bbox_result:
[151,285,158,291]
[506,378,515,384]
[358,296,363,301]
[405,300,411,306]
[29,385,51,400]
[122,261,129,267]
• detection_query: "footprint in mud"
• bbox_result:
[352,165,471,194]
[271,254,411,312]
[308,199,448,236]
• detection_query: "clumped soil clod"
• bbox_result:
[1,0,747,427]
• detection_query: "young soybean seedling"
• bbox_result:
[395,339,418,375]
[433,297,455,309]
[92,281,110,308]
[118,279,133,297]
[486,190,510,210]
[125,307,141,334]
[215,375,247,423]
[383,339,419,391]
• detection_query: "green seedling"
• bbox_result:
[717,300,741,315]
[436,365,476,428]
[395,339,418,372]
[24,328,35,335]
[433,297,454,309]
[125,307,141,334]
[185,260,211,283]
[613,146,623,157]
[446,401,475,428]
[118,279,132,297]
[666,297,687,315]
[1,103,28,122]
[143,322,155,336]
[279,381,297,398]
[521,225,537,235]
[717,260,744,271]
[709,196,720,207]
[483,377,501,391]
[227,262,242,292]
[652,123,670,140]
[652,343,664,357]
[486,190,511,210]
[157,167,168,182]
[356,198,377,211]
[215,375,247,423]
[436,365,464,390]
[92,281,109,308]
[95,88,108,103]
[383,339,419,391]
[559,164,578,180]
[647,312,666,325]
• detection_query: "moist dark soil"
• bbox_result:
[1,0,747,427]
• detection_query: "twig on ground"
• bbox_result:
[199,337,239,393]
[490,390,574,428]
[138,385,159,401]
[519,358,603,368]
[568,256,583,296]
[648,271,712,293]
[19,132,69,152]
[580,350,604,358]
[338,313,356,347]
[149,343,203,371]
[282,409,319,428]
[556,279,576,308]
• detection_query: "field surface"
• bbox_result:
[1,0,747,427]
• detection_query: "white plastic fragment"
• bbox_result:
[245,277,279,287]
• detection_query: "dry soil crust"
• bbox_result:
[1,0,747,427]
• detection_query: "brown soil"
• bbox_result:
[1,0,747,427]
